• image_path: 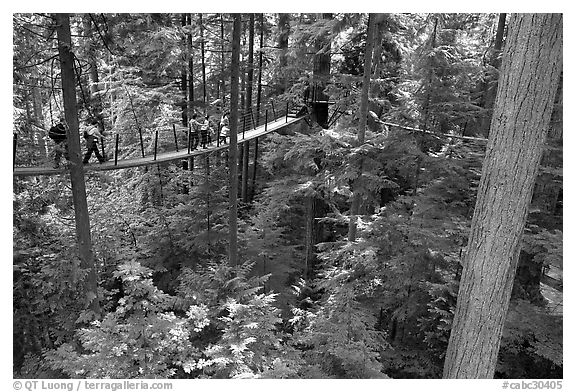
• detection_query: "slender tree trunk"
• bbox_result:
[311,13,332,128]
[206,154,211,251]
[370,14,386,97]
[199,13,207,104]
[220,13,226,105]
[228,14,242,267]
[479,13,507,136]
[277,13,290,94]
[82,14,106,159]
[443,13,562,379]
[187,14,194,116]
[181,14,188,126]
[348,13,376,241]
[421,16,438,131]
[185,14,194,172]
[55,13,100,316]
[242,14,255,202]
[250,13,264,203]
[31,80,48,157]
[256,13,264,116]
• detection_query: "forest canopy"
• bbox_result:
[12,13,562,380]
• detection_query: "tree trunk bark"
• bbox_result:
[187,14,194,117]
[531,73,563,214]
[220,13,226,105]
[31,80,48,157]
[242,14,255,202]
[348,13,376,242]
[311,13,332,128]
[228,14,242,267]
[181,14,188,126]
[55,13,100,316]
[443,13,562,379]
[250,14,265,203]
[199,13,207,104]
[277,13,290,94]
[479,13,507,136]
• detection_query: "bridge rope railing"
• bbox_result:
[14,99,304,169]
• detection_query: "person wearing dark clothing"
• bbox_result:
[219,112,230,145]
[188,114,200,150]
[82,118,105,164]
[49,115,69,168]
[199,116,210,149]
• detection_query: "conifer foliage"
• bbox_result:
[13,13,562,380]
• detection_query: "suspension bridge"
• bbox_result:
[13,101,307,177]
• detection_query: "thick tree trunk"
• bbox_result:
[55,13,100,316]
[228,14,242,267]
[443,13,562,379]
[531,74,563,214]
[348,13,376,242]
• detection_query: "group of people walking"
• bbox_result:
[187,111,230,150]
[49,115,106,168]
[49,110,232,168]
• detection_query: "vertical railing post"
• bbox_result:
[100,136,106,161]
[173,124,179,152]
[13,133,17,168]
[265,110,268,132]
[114,133,119,166]
[251,136,259,202]
[138,127,145,158]
[250,108,256,130]
[187,125,191,154]
[153,130,159,161]
[271,100,276,120]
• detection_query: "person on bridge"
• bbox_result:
[82,118,105,164]
[188,113,201,150]
[206,115,215,146]
[48,114,69,168]
[219,112,230,145]
[199,115,210,149]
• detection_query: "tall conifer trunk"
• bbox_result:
[181,14,188,126]
[55,13,100,316]
[242,14,255,202]
[443,13,562,379]
[348,13,376,241]
[228,14,242,267]
[479,13,507,136]
[311,13,332,128]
